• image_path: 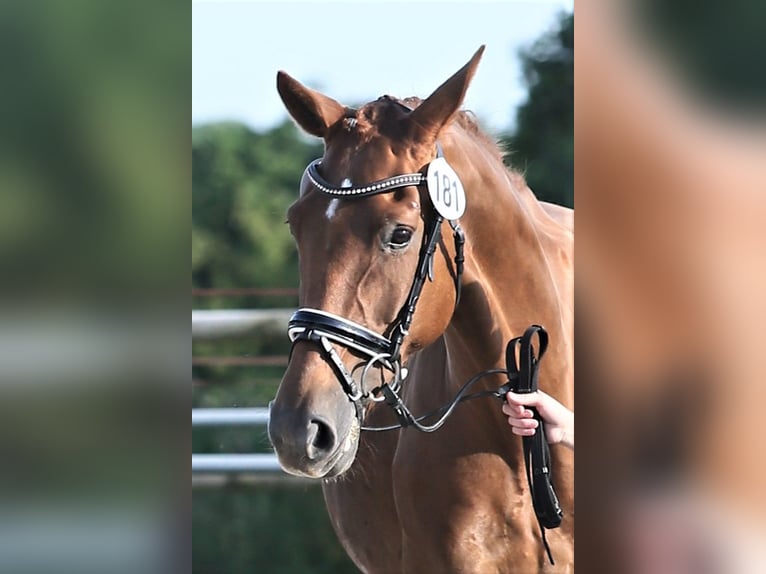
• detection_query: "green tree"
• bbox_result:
[504,12,573,208]
[637,0,766,114]
[192,120,322,309]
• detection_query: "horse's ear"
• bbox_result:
[408,45,485,142]
[277,71,346,139]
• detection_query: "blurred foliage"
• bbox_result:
[192,121,321,310]
[0,1,188,301]
[194,485,357,574]
[503,12,573,208]
[635,0,766,115]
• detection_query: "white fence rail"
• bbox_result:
[192,454,283,473]
[192,308,293,340]
[192,406,282,474]
[192,407,270,426]
[192,309,291,475]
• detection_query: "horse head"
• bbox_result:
[268,47,485,478]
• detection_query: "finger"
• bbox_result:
[506,391,541,407]
[506,410,536,423]
[511,427,537,437]
[502,403,531,417]
[508,417,538,430]
[505,391,527,406]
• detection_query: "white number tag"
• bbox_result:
[427,157,466,220]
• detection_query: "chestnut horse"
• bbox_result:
[268,47,574,573]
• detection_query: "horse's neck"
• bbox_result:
[441,133,572,383]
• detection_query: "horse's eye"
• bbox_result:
[387,226,413,250]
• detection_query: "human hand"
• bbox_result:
[502,390,574,450]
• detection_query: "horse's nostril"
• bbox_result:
[306,418,337,460]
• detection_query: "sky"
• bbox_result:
[193,1,573,135]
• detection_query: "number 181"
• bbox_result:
[433,170,459,211]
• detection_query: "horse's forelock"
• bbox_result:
[333,96,507,173]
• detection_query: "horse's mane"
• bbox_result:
[356,95,523,189]
[400,96,509,167]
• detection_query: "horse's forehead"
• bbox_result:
[360,96,407,118]
[291,97,423,217]
[325,99,423,171]
[354,97,414,139]
[324,133,404,182]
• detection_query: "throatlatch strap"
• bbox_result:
[448,220,465,307]
[505,325,562,565]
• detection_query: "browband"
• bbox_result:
[305,159,425,197]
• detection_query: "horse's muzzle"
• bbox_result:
[267,399,359,478]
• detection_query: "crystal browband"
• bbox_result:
[305,159,425,197]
